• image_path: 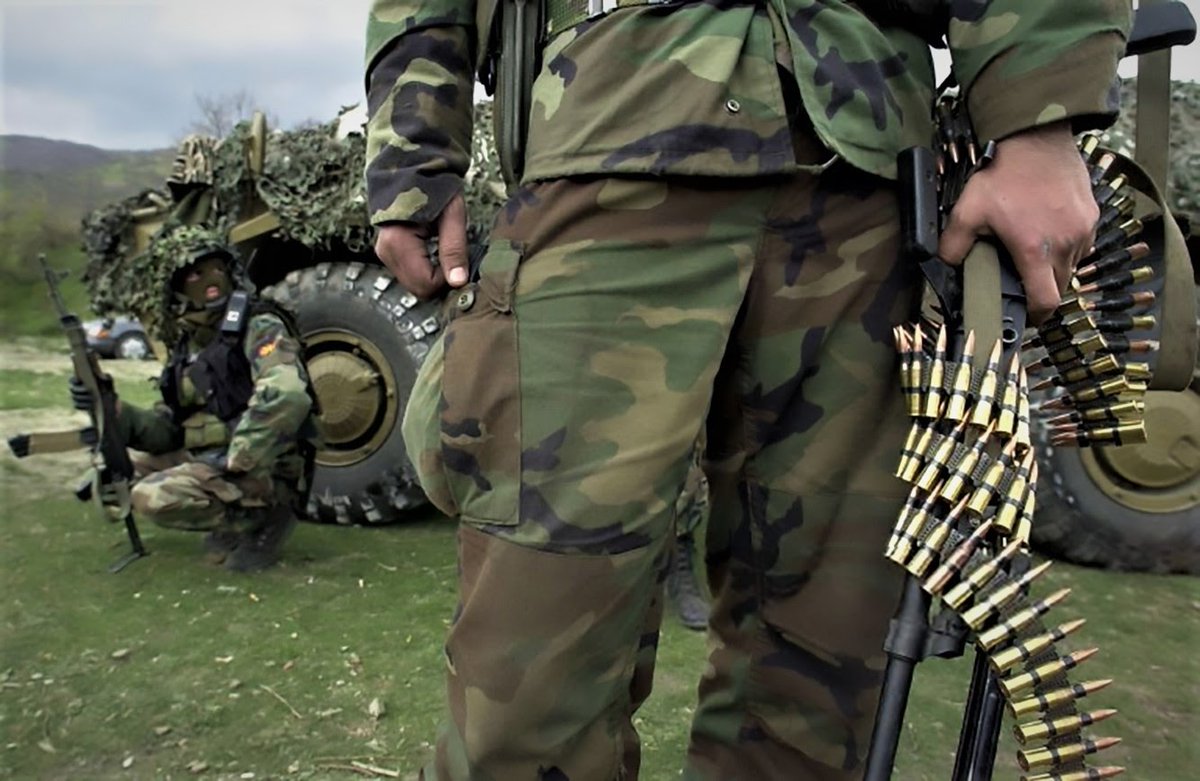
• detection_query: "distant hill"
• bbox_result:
[0,135,175,335]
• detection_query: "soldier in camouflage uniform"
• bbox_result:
[364,0,1130,778]
[69,227,318,572]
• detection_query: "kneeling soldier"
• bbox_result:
[69,227,319,571]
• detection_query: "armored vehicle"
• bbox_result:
[1029,79,1200,574]
[81,103,505,526]
[81,84,1197,570]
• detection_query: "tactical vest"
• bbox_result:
[159,295,316,427]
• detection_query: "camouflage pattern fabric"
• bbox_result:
[129,451,285,533]
[400,118,921,778]
[117,311,315,533]
[368,1,1131,778]
[364,0,1129,226]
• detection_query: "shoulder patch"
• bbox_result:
[258,337,280,358]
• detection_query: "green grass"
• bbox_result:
[1,353,1197,780]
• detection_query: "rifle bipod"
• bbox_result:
[866,560,1030,781]
[109,512,149,573]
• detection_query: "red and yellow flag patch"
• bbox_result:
[257,337,280,358]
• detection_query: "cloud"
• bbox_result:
[1,0,374,149]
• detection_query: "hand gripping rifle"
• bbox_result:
[6,257,148,572]
[864,4,1196,779]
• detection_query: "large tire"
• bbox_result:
[1032,388,1200,574]
[263,261,440,525]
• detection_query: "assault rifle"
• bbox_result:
[6,257,148,572]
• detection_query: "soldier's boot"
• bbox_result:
[224,505,297,573]
[666,532,710,631]
[202,529,241,565]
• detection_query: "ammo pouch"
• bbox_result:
[182,413,234,450]
[1108,152,1198,390]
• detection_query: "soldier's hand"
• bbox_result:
[374,192,470,299]
[68,375,95,412]
[938,121,1098,325]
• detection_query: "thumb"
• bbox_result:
[438,194,470,288]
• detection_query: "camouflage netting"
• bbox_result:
[1105,78,1200,223]
[254,120,374,253]
[463,100,508,238]
[81,188,172,317]
[82,102,506,329]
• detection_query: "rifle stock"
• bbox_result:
[38,255,147,572]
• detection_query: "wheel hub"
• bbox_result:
[302,329,399,468]
[1081,389,1200,513]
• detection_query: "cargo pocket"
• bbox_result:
[437,239,524,525]
[182,414,232,450]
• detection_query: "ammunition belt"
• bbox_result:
[885,91,1164,781]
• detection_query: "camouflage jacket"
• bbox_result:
[364,0,1130,227]
[118,312,315,477]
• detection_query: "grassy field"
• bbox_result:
[1,341,1197,780]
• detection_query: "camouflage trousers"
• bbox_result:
[130,451,283,533]
[403,130,922,780]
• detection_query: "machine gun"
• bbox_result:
[864,3,1196,779]
[6,257,148,572]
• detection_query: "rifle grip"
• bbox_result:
[962,241,1027,366]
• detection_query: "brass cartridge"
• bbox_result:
[1095,192,1134,232]
[922,326,949,419]
[887,487,941,565]
[1050,423,1148,449]
[1092,172,1127,206]
[1082,290,1155,313]
[967,438,1019,516]
[961,559,1053,629]
[939,422,995,504]
[1076,241,1148,282]
[978,587,1072,651]
[1006,677,1112,720]
[995,450,1036,535]
[945,330,976,421]
[1078,134,1100,163]
[990,618,1086,674]
[1021,766,1125,781]
[969,339,1004,427]
[924,519,994,595]
[916,418,968,492]
[1000,648,1099,699]
[942,537,1024,611]
[906,496,970,577]
[1090,217,1142,256]
[1017,736,1121,772]
[996,358,1021,436]
[1014,708,1119,745]
[1076,264,1154,295]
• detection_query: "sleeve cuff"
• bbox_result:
[968,32,1126,143]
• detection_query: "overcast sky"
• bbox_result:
[2,0,1199,151]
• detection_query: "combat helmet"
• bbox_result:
[142,224,240,341]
